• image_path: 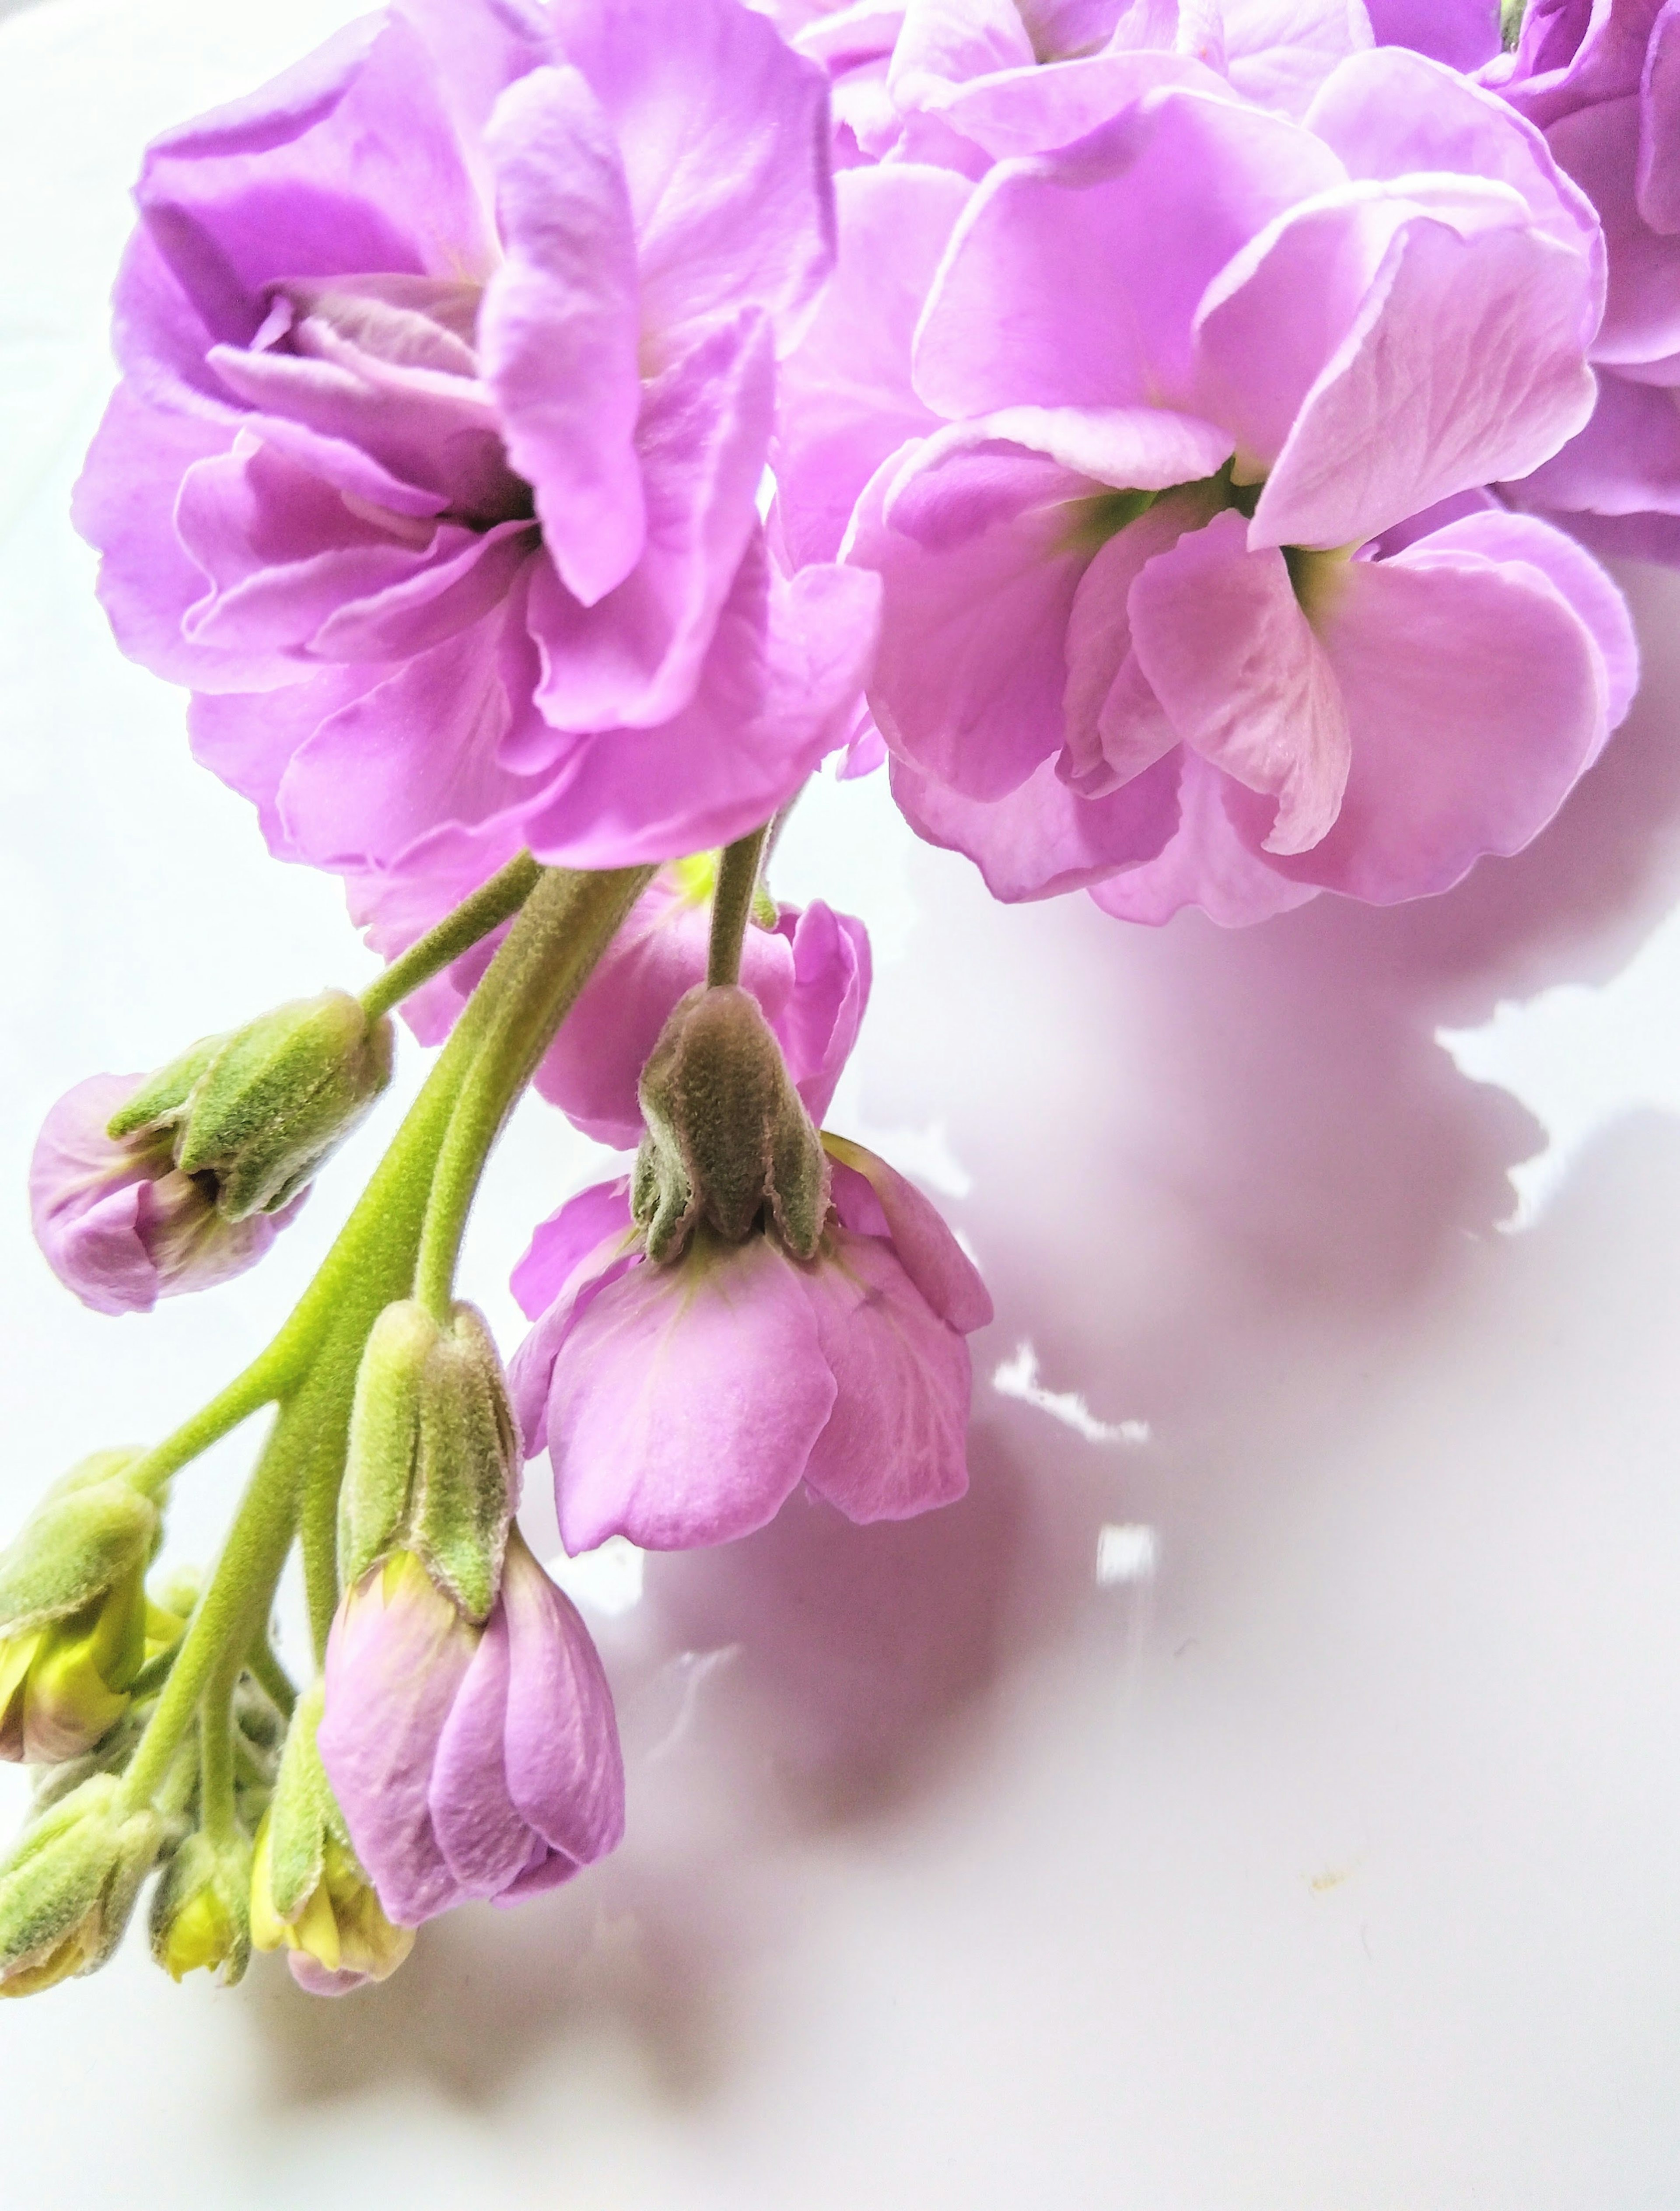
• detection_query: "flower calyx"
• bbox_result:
[249,1683,412,1996]
[338,1300,520,1627]
[108,989,394,1222]
[633,985,830,1266]
[0,1774,163,1997]
[0,1452,170,1765]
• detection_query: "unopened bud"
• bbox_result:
[634,985,829,1264]
[0,1453,164,1764]
[150,1829,252,1986]
[339,1300,519,1624]
[109,990,393,1222]
[0,1774,162,1998]
[249,1685,411,1996]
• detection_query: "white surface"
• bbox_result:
[4,2,1680,2203]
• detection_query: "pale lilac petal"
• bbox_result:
[913,90,1344,419]
[1251,211,1600,549]
[1127,510,1351,855]
[847,442,1090,799]
[1251,540,1607,899]
[822,1136,993,1331]
[888,745,1182,899]
[1363,0,1500,70]
[518,550,880,869]
[919,406,1235,491]
[888,0,1034,114]
[318,1570,478,1926]
[1547,96,1680,368]
[797,1231,973,1522]
[1640,0,1680,234]
[1090,750,1320,925]
[498,1539,625,1865]
[136,17,494,343]
[928,53,1230,160]
[554,0,836,350]
[509,1250,638,1458]
[510,1180,635,1320]
[276,601,531,871]
[527,309,774,731]
[774,901,872,1126]
[546,1235,837,1550]
[774,162,973,568]
[426,1602,534,1900]
[480,66,646,606]
[394,0,555,159]
[1221,0,1373,117]
[188,662,383,862]
[535,887,794,1146]
[310,521,539,663]
[1509,368,1680,518]
[1399,507,1638,741]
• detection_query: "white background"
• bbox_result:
[4,2,1680,2203]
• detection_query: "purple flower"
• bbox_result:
[375,861,872,1151]
[30,1075,301,1315]
[72,0,880,911]
[509,1136,993,1552]
[316,1535,624,1927]
[1482,0,1680,563]
[776,53,1634,924]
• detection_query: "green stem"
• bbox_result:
[245,1628,296,1721]
[198,1647,241,1846]
[707,824,772,990]
[412,864,654,1317]
[358,850,542,1025]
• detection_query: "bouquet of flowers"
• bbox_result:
[0,0,1668,1998]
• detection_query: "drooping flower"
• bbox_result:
[509,1134,992,1553]
[1483,0,1680,563]
[30,1075,302,1315]
[378,855,872,1150]
[776,50,1635,924]
[72,0,880,919]
[316,1537,624,1926]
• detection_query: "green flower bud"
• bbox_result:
[338,1299,518,1625]
[150,1829,252,1986]
[248,1685,411,1993]
[0,1774,162,1998]
[0,1453,172,1765]
[633,984,830,1264]
[108,989,393,1222]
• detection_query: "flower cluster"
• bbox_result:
[1,0,1669,2005]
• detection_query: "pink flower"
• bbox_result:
[29,1075,301,1315]
[776,52,1635,924]
[1482,0,1680,563]
[375,861,872,1151]
[316,1536,624,1927]
[72,0,880,912]
[509,1137,992,1552]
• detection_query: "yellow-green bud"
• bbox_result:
[248,1685,410,1993]
[633,984,830,1264]
[0,1452,168,1765]
[150,1830,252,1986]
[338,1300,518,1624]
[108,989,393,1221]
[0,1774,162,1998]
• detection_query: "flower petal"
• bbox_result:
[822,1136,993,1332]
[546,1233,836,1550]
[499,1536,625,1865]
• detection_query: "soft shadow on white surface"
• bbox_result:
[4,1,1680,2206]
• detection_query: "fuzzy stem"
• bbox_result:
[707,823,772,990]
[245,1628,296,1721]
[412,864,654,1318]
[197,1647,242,1846]
[358,851,542,1025]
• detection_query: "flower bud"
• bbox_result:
[32,1075,305,1315]
[0,1774,162,1997]
[150,1829,252,1986]
[108,989,393,1222]
[633,985,830,1265]
[0,1453,167,1764]
[248,1684,411,1997]
[339,1300,519,1625]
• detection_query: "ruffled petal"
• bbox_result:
[823,1135,993,1331]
